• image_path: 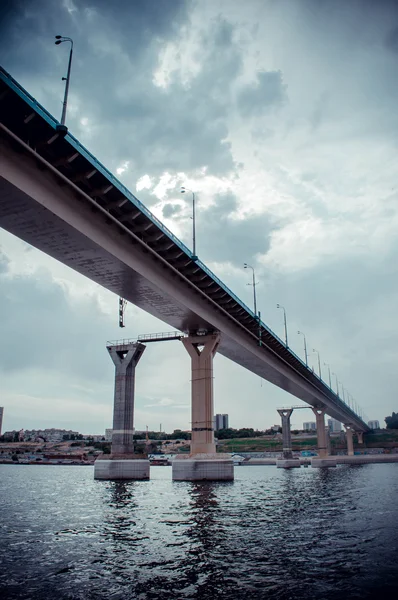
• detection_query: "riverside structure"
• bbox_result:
[0,66,369,480]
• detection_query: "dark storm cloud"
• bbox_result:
[162,203,182,218]
[0,1,241,178]
[85,16,241,176]
[237,71,287,118]
[177,193,273,265]
[0,255,113,379]
[271,249,398,402]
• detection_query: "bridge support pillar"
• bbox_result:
[311,408,336,467]
[94,342,149,480]
[345,426,354,456]
[357,431,364,444]
[172,333,233,481]
[276,409,300,468]
[325,426,332,455]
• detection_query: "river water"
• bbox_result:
[0,464,397,600]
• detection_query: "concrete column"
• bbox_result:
[345,426,354,456]
[312,408,328,459]
[357,431,364,444]
[276,409,300,468]
[172,332,233,481]
[108,342,146,454]
[325,426,332,455]
[94,341,149,480]
[277,409,294,459]
[309,408,337,468]
[182,333,220,455]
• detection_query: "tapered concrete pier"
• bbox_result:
[345,426,354,456]
[357,431,364,444]
[94,341,149,480]
[276,409,300,468]
[311,408,336,467]
[172,333,233,481]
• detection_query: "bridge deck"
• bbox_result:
[0,66,368,431]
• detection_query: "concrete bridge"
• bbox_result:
[0,66,369,480]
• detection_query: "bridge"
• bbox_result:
[0,66,369,479]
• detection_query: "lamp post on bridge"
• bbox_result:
[276,304,288,347]
[244,263,258,318]
[324,362,332,388]
[332,372,340,397]
[54,35,73,133]
[312,348,322,379]
[339,382,346,404]
[180,187,197,260]
[297,330,308,366]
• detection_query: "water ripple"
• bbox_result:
[0,464,398,599]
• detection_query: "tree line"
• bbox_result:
[385,412,398,429]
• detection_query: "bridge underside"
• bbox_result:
[0,129,368,431]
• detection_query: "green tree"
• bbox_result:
[385,412,398,429]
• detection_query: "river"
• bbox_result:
[0,464,397,599]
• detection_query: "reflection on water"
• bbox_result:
[0,464,398,599]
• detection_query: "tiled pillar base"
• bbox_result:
[172,453,234,481]
[94,458,149,480]
[311,457,337,468]
[276,459,301,469]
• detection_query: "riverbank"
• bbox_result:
[245,455,398,465]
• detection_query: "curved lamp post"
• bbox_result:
[297,330,308,366]
[55,35,73,133]
[312,348,322,379]
[332,372,339,397]
[339,382,346,404]
[276,304,288,347]
[180,187,197,260]
[324,362,332,388]
[243,263,258,317]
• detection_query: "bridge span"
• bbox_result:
[0,66,369,448]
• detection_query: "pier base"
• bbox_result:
[172,454,233,481]
[276,459,301,469]
[94,457,149,480]
[311,457,337,468]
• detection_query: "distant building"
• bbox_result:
[23,429,80,442]
[105,428,113,442]
[327,419,342,433]
[271,425,280,432]
[214,414,229,431]
[303,422,316,431]
[368,420,380,430]
[82,434,105,442]
[0,407,3,436]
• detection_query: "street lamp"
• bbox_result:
[54,35,73,133]
[243,263,258,317]
[276,304,288,347]
[332,372,339,397]
[180,187,197,260]
[312,348,322,379]
[297,330,308,366]
[339,382,346,404]
[323,362,332,388]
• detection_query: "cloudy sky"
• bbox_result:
[1,0,397,434]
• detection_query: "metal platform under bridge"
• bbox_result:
[107,331,187,349]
